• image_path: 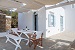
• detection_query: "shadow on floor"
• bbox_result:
[0,37,75,50]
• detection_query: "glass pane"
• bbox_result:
[48,13,55,27]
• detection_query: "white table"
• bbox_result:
[18,30,33,45]
[5,29,25,50]
[17,30,43,45]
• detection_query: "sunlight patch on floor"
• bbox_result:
[37,45,44,49]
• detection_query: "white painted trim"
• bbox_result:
[46,1,75,9]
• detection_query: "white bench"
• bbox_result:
[0,32,7,37]
[5,29,25,50]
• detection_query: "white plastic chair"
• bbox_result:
[5,29,24,50]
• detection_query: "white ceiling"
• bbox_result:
[0,0,63,12]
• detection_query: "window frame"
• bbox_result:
[48,12,55,27]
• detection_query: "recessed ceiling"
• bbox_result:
[0,0,63,12]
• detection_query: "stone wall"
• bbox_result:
[6,16,11,31]
[0,13,11,32]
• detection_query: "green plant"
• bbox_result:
[11,12,18,28]
[0,9,18,28]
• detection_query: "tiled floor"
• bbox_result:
[0,31,75,50]
[0,37,73,50]
[50,31,75,42]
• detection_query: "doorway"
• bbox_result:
[34,12,38,31]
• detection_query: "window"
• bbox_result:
[48,12,55,27]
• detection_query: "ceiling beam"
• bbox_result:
[46,1,75,10]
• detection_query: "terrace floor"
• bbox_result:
[0,31,75,50]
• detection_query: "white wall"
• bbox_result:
[18,11,34,30]
[38,7,46,38]
[18,7,46,38]
[18,12,27,29]
[26,11,34,30]
[46,7,65,37]
[64,5,75,32]
[18,4,75,38]
[18,7,65,38]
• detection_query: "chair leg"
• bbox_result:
[33,40,39,49]
[40,39,42,46]
[15,40,21,49]
[34,44,37,49]
[26,39,29,45]
[15,44,21,50]
[5,36,9,43]
[33,41,37,49]
[15,46,18,50]
[29,41,33,47]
